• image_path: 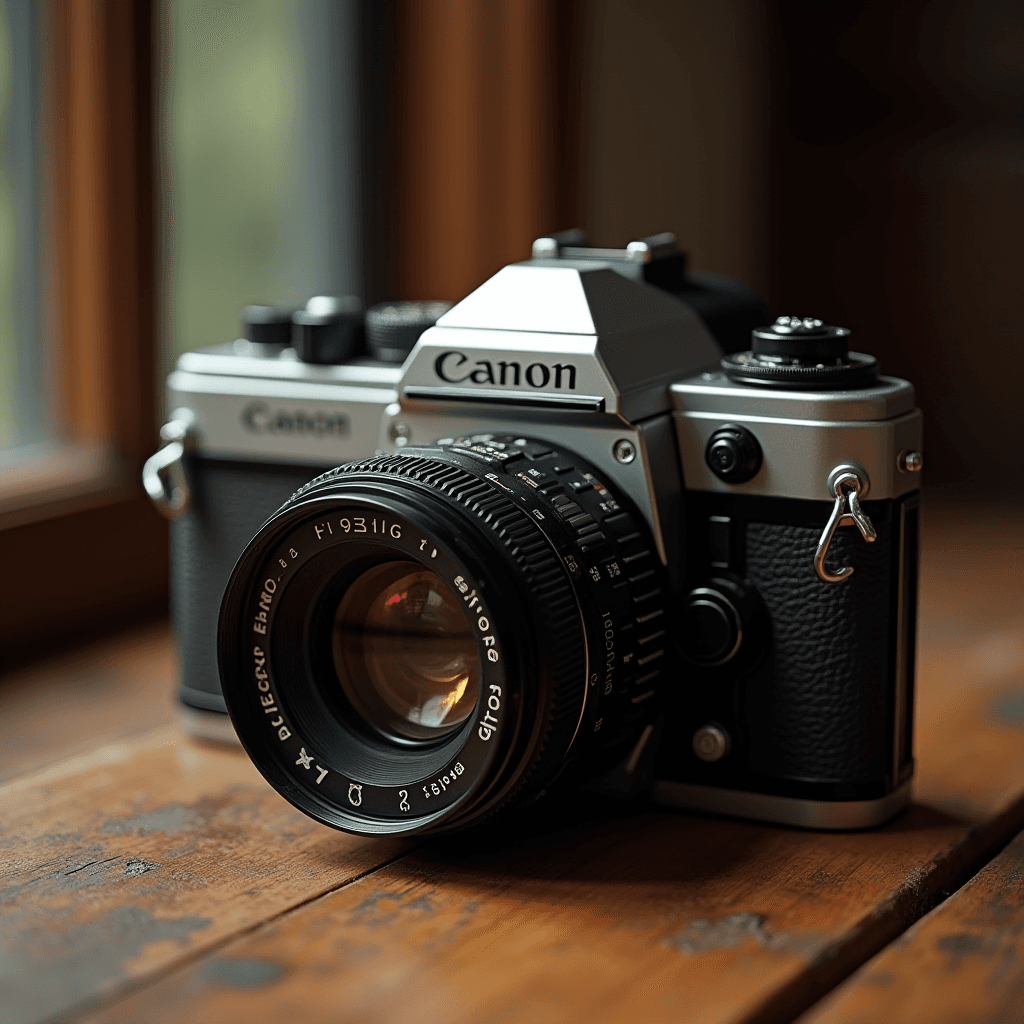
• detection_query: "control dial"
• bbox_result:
[292,295,363,365]
[240,304,293,349]
[722,315,878,389]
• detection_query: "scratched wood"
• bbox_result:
[0,727,410,1024]
[800,827,1024,1024]
[67,506,1023,1024]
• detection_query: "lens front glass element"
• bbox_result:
[332,561,481,742]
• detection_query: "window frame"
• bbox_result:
[1,0,587,660]
[0,0,166,659]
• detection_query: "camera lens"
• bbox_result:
[332,562,481,742]
[218,436,674,837]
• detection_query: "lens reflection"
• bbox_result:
[332,562,481,741]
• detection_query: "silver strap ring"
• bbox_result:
[814,465,877,584]
[142,413,194,521]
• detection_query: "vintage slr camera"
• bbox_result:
[145,232,921,837]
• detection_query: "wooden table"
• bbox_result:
[2,503,1022,1024]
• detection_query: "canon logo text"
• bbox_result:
[242,401,349,437]
[434,351,577,390]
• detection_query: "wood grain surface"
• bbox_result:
[0,728,409,1024]
[2,505,1021,1024]
[70,510,1024,1024]
[0,619,177,784]
[801,827,1024,1024]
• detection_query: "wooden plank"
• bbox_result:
[0,619,176,784]
[73,508,1024,1024]
[0,727,410,1024]
[800,827,1024,1024]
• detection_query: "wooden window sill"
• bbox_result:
[0,478,168,658]
[0,442,138,530]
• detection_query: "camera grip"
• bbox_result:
[742,516,895,786]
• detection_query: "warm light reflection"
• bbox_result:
[432,675,470,725]
[333,563,482,740]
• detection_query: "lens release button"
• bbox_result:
[681,587,742,666]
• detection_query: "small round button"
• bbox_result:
[241,305,293,348]
[898,450,923,473]
[292,295,363,365]
[693,724,730,762]
[705,424,762,484]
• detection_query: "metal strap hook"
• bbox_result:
[814,465,877,584]
[142,410,195,521]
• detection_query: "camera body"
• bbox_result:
[157,347,400,742]
[152,234,921,830]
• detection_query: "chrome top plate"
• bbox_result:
[671,370,916,422]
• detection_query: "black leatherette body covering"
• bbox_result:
[172,458,330,712]
[742,518,893,784]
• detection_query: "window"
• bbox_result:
[0,0,163,657]
[2,0,581,659]
[0,0,48,453]
[163,0,365,366]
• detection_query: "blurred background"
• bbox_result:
[0,0,1020,658]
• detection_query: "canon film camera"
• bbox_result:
[145,232,922,837]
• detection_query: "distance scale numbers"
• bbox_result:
[394,763,469,817]
[418,761,466,802]
[294,745,467,816]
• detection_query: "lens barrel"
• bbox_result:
[217,436,673,836]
